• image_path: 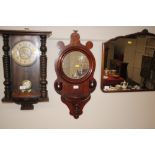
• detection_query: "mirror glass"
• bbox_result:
[102,32,155,92]
[62,51,89,79]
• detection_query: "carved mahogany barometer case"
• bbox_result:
[54,31,96,119]
[0,29,52,110]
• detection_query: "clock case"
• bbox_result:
[0,30,52,110]
[54,31,97,119]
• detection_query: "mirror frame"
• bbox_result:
[61,50,90,80]
[54,30,96,119]
[101,29,155,92]
[58,47,94,83]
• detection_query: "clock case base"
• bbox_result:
[0,30,51,110]
[15,97,49,110]
[2,97,49,110]
[2,98,13,103]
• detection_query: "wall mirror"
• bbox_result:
[101,29,155,92]
[54,31,96,119]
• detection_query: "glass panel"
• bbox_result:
[103,36,155,92]
[62,51,89,79]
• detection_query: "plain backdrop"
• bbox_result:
[0,26,155,129]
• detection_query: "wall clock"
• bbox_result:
[54,30,96,119]
[0,29,52,110]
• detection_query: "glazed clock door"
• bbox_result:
[10,36,40,97]
[62,51,90,79]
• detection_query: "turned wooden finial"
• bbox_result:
[73,30,78,33]
[70,30,80,45]
[24,28,30,31]
[142,29,149,34]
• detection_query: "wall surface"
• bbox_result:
[0,26,155,129]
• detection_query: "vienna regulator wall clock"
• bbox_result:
[54,31,96,119]
[0,29,52,110]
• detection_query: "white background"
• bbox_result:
[0,0,155,154]
[0,26,155,129]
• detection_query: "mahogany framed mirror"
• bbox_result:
[101,29,155,92]
[54,30,96,119]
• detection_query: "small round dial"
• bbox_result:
[12,41,37,66]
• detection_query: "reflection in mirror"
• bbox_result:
[62,51,89,79]
[102,29,155,92]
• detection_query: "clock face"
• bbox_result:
[12,41,37,66]
[62,51,89,79]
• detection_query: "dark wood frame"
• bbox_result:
[101,29,155,92]
[0,29,52,110]
[54,31,96,119]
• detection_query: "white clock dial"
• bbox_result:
[12,41,37,66]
